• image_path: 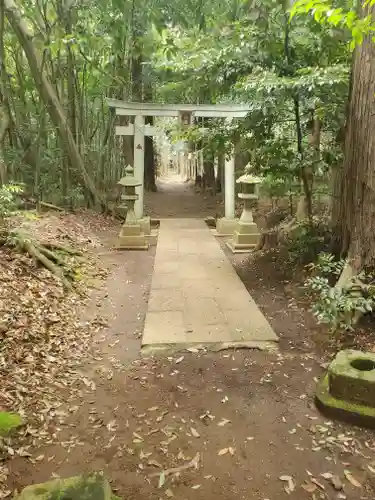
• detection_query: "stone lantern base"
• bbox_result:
[139,216,158,246]
[139,216,151,235]
[214,217,239,237]
[226,221,260,253]
[116,223,149,250]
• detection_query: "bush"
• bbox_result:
[0,183,23,223]
[284,216,331,265]
[304,253,375,331]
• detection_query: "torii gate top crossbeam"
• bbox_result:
[106,99,251,119]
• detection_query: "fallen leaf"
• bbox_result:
[149,453,200,479]
[158,471,166,488]
[132,432,143,442]
[301,482,317,493]
[218,448,229,456]
[279,475,295,494]
[321,472,333,480]
[344,470,362,488]
[218,419,231,427]
[311,477,325,490]
[190,427,200,438]
[330,475,343,491]
[191,485,201,490]
[148,459,162,468]
[175,356,184,364]
[107,420,117,432]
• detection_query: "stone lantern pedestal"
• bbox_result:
[116,166,149,250]
[227,174,261,253]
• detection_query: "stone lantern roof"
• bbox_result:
[236,173,262,185]
[117,165,141,187]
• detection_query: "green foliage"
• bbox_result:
[0,412,23,436]
[305,253,375,330]
[0,184,23,221]
[285,217,331,264]
[150,0,350,207]
[291,0,375,49]
[259,175,294,200]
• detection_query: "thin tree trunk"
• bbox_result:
[4,0,105,208]
[0,104,8,185]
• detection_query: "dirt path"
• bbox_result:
[145,175,223,219]
[7,179,375,500]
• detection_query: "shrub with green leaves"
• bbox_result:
[284,217,331,264]
[304,253,375,331]
[0,183,23,222]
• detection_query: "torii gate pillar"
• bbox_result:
[215,155,238,236]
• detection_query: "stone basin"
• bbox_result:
[316,349,375,428]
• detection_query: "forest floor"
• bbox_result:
[2,176,375,500]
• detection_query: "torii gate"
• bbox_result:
[106,99,252,236]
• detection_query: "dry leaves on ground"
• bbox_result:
[0,212,111,497]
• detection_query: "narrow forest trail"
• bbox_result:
[6,183,375,500]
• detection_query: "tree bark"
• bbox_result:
[4,0,105,208]
[144,114,157,192]
[330,61,353,257]
[0,104,8,185]
[337,3,375,272]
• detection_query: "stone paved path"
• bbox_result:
[142,218,278,350]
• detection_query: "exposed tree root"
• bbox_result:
[22,239,72,290]
[40,241,82,255]
[0,229,77,291]
[256,218,298,251]
[40,201,66,212]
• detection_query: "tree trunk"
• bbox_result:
[4,0,105,208]
[330,61,354,257]
[0,104,9,185]
[144,115,157,192]
[337,3,375,272]
[297,115,320,222]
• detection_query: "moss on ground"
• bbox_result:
[14,474,117,500]
[0,411,22,436]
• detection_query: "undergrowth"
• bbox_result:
[304,253,375,332]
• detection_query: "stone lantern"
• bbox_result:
[116,165,148,250]
[227,173,262,253]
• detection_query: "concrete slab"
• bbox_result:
[142,218,278,350]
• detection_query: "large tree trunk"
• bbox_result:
[4,0,104,208]
[330,66,353,257]
[336,4,375,272]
